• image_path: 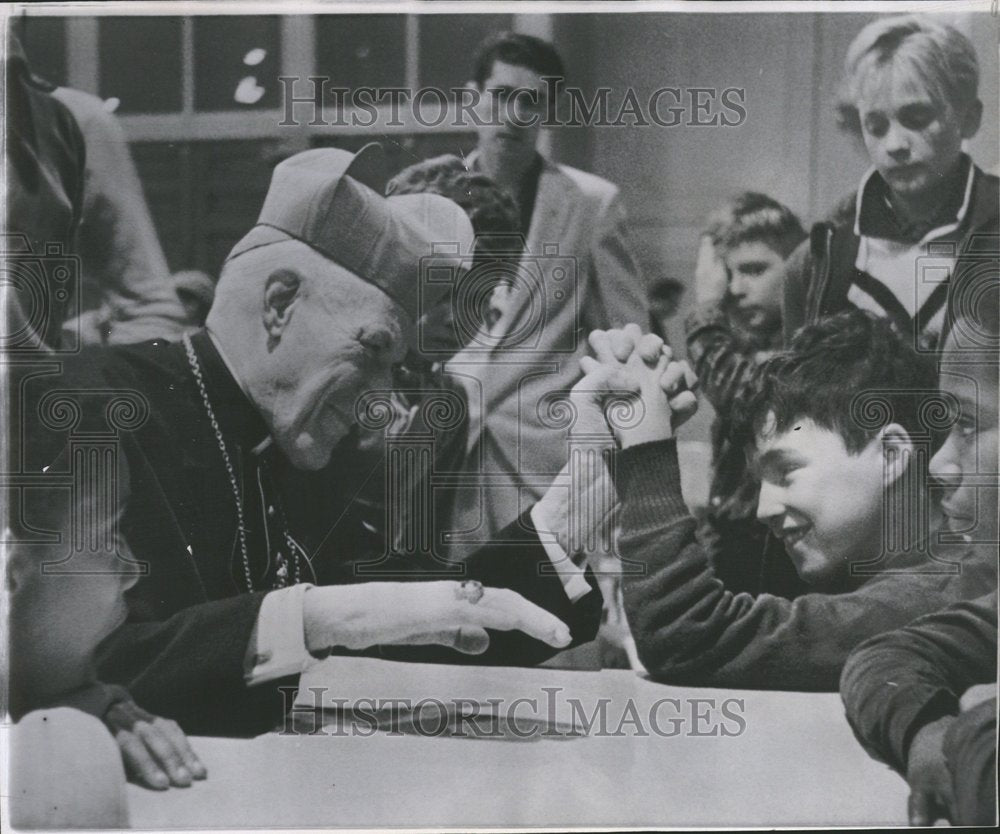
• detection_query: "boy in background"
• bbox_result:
[686,193,806,594]
[783,15,997,351]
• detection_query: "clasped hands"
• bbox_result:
[300,326,696,667]
[571,323,699,449]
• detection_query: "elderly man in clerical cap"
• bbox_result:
[13,146,605,773]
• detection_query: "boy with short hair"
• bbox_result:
[5,450,206,826]
[685,193,807,594]
[783,15,998,351]
[587,310,996,689]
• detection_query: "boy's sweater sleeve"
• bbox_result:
[944,697,997,826]
[838,592,997,773]
[617,439,984,692]
[684,302,756,414]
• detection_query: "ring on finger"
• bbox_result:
[455,579,485,604]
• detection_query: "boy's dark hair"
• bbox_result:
[386,154,522,259]
[472,32,565,88]
[733,310,938,455]
[705,192,807,260]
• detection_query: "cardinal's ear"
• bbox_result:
[262,268,302,349]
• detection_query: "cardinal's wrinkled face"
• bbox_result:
[272,288,410,470]
[233,243,413,471]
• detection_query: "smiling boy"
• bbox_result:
[599,311,996,690]
[783,15,998,351]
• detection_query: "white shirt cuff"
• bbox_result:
[244,583,316,685]
[529,503,592,603]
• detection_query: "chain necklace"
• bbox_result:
[182,333,301,592]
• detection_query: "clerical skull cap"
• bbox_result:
[226,144,474,321]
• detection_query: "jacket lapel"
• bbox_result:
[490,157,576,349]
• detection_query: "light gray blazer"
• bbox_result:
[444,152,647,557]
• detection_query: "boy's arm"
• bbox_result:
[838,592,997,772]
[943,698,997,826]
[684,303,759,413]
[684,235,758,412]
[616,438,988,691]
[53,87,188,344]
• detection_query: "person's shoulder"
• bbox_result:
[23,341,177,415]
[51,86,105,117]
[57,339,179,382]
[546,159,620,203]
[15,69,85,157]
[51,86,121,138]
[20,341,189,471]
[969,164,999,226]
[977,167,999,186]
[819,191,859,231]
[792,191,858,264]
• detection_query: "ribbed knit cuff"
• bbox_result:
[615,438,689,528]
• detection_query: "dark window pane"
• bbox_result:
[309,133,478,180]
[99,17,183,114]
[194,140,285,272]
[12,16,68,87]
[315,14,407,109]
[418,14,513,94]
[194,16,281,111]
[131,142,190,272]
[133,139,286,274]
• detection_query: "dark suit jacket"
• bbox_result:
[18,332,601,736]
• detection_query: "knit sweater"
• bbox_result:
[616,439,997,690]
[840,590,997,825]
[782,156,998,349]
